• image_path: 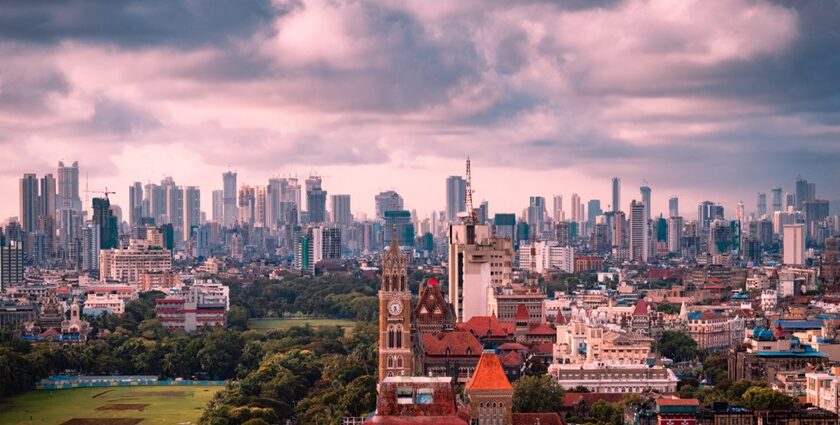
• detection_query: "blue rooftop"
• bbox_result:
[774,320,823,329]
[756,351,827,358]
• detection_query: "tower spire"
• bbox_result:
[465,157,476,225]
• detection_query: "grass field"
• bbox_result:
[0,385,223,425]
[248,317,358,332]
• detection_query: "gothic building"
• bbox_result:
[379,229,414,381]
[414,278,455,335]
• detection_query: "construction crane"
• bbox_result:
[84,187,116,201]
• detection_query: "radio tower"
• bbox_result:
[465,157,477,225]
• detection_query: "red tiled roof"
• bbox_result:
[529,342,554,355]
[656,398,700,406]
[498,342,529,351]
[366,416,468,425]
[513,413,565,425]
[466,352,513,391]
[457,316,514,338]
[500,350,523,367]
[421,331,482,356]
[562,392,625,407]
[528,324,555,336]
[515,303,529,321]
[633,299,649,316]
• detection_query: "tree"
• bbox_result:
[589,401,622,425]
[654,331,698,362]
[512,375,565,413]
[741,387,795,410]
[655,302,680,314]
[226,305,249,330]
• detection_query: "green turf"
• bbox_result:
[248,318,358,332]
[0,385,223,425]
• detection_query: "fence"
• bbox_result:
[36,376,226,390]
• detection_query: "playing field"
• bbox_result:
[0,385,223,425]
[248,317,358,332]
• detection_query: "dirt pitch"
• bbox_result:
[60,419,143,425]
[96,403,150,411]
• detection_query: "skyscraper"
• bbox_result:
[783,223,805,265]
[771,187,782,212]
[527,196,546,235]
[587,199,602,228]
[445,176,466,222]
[375,191,404,220]
[629,200,648,262]
[330,194,352,226]
[19,174,39,233]
[640,184,651,221]
[757,192,767,217]
[553,195,564,222]
[267,178,283,228]
[222,171,237,227]
[39,174,56,221]
[129,181,143,226]
[698,201,723,229]
[166,184,184,241]
[305,175,327,224]
[611,177,621,212]
[795,177,816,211]
[570,193,580,222]
[183,186,201,239]
[212,190,223,223]
[238,186,256,225]
[57,160,81,211]
[668,196,679,218]
[92,197,118,249]
[668,216,683,254]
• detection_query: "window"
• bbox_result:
[396,387,413,405]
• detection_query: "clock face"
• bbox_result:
[388,300,403,316]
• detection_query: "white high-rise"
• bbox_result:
[553,195,564,222]
[611,177,621,212]
[331,194,352,226]
[629,200,648,262]
[445,176,466,222]
[783,223,805,266]
[222,171,237,227]
[183,186,201,237]
[668,216,683,254]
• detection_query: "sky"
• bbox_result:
[1,0,839,222]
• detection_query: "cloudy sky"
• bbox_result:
[2,0,839,221]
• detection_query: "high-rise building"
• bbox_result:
[39,174,56,221]
[92,197,118,249]
[266,178,283,229]
[445,176,466,222]
[771,187,783,212]
[375,191,404,220]
[757,192,767,218]
[527,196,546,235]
[165,184,184,241]
[785,193,796,211]
[322,226,341,260]
[795,177,816,211]
[222,171,238,227]
[238,186,256,225]
[669,196,679,218]
[81,222,100,273]
[129,182,143,226]
[211,190,223,224]
[57,160,81,211]
[698,201,724,229]
[783,223,805,266]
[611,177,621,212]
[0,241,24,291]
[587,199,602,228]
[804,200,830,241]
[629,200,648,262]
[570,193,580,223]
[305,175,327,224]
[553,195,564,222]
[448,223,513,322]
[384,210,415,247]
[640,184,652,221]
[183,186,201,239]
[19,174,39,233]
[668,216,683,254]
[254,185,267,227]
[330,194,352,226]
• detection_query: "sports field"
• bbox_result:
[248,317,358,332]
[0,385,223,425]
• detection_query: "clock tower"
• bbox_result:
[378,226,413,382]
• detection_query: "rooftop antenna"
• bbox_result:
[465,157,476,225]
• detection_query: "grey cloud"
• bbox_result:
[0,66,69,114]
[87,97,161,134]
[0,0,291,48]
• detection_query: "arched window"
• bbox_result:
[387,356,394,368]
[397,356,404,368]
[387,325,394,348]
[395,325,403,348]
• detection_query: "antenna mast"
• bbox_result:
[465,157,476,225]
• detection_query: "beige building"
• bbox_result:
[100,240,172,284]
[83,293,125,315]
[448,223,513,322]
[554,317,652,365]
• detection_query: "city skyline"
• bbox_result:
[2,0,840,219]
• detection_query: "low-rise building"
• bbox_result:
[100,239,172,284]
[155,281,228,332]
[547,363,678,393]
[83,293,125,315]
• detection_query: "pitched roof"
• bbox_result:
[421,331,483,356]
[562,392,626,407]
[513,413,565,425]
[498,342,529,351]
[529,342,554,355]
[515,304,529,321]
[500,350,524,368]
[633,299,649,316]
[457,316,514,338]
[466,352,513,391]
[656,398,700,406]
[528,324,555,336]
